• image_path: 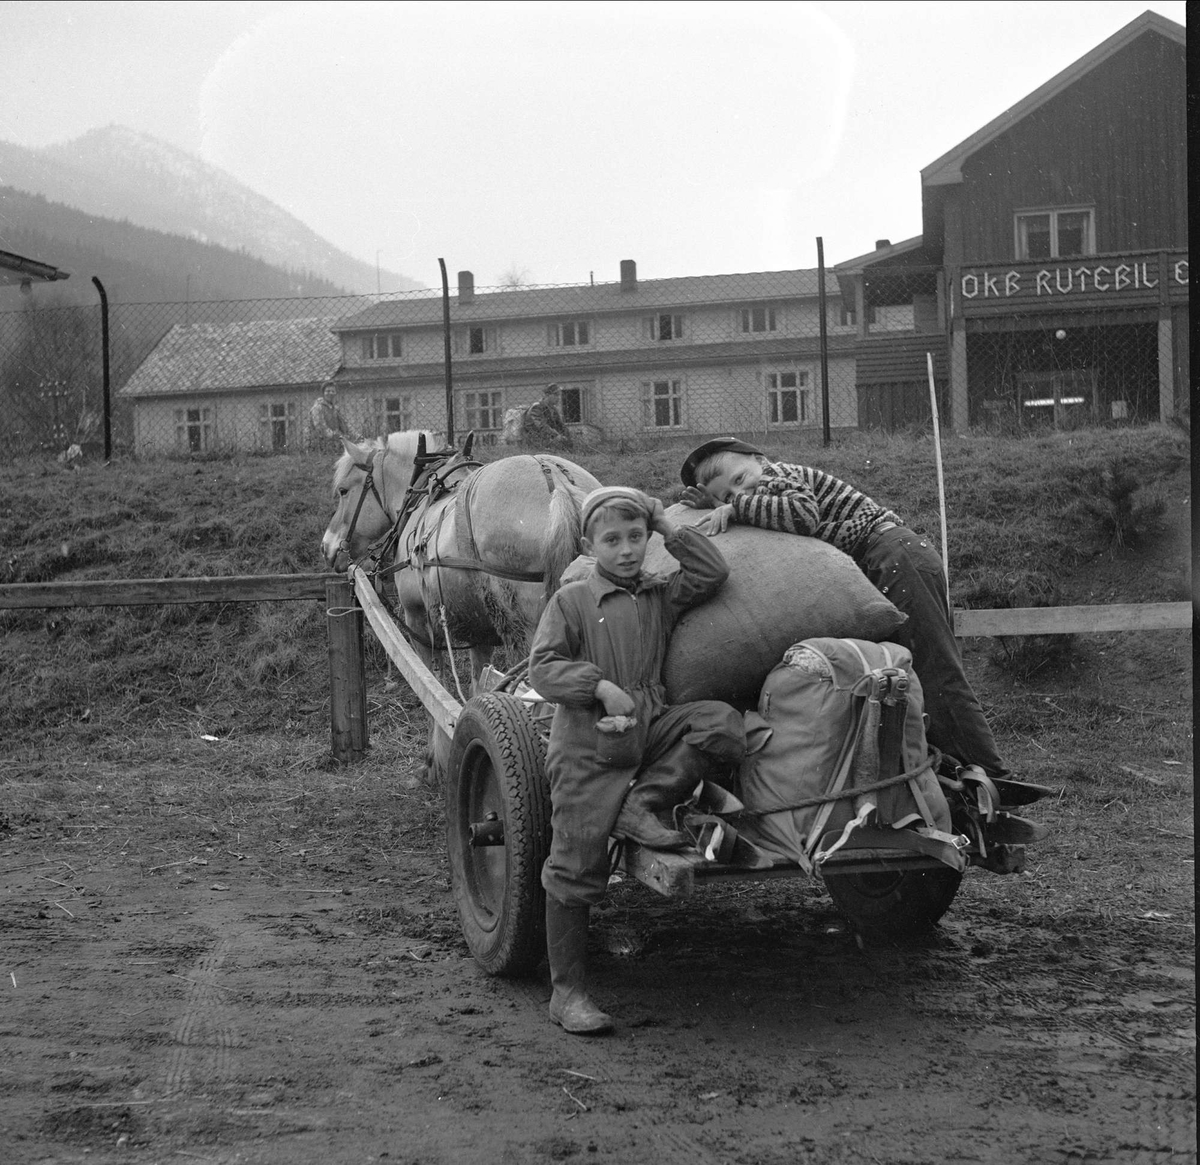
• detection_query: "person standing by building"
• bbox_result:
[310,382,362,450]
[521,383,572,448]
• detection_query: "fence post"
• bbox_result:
[326,577,368,763]
[91,276,112,461]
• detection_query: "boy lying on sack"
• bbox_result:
[528,486,745,1035]
[678,437,1008,784]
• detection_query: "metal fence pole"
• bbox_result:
[816,238,830,446]
[438,258,455,445]
[91,276,112,461]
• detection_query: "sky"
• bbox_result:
[0,0,1188,289]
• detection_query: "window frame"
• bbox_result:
[764,368,812,428]
[641,377,686,430]
[647,313,686,342]
[548,319,592,348]
[1013,206,1096,261]
[361,330,403,361]
[556,381,590,426]
[258,400,296,450]
[739,305,778,334]
[456,325,498,356]
[372,394,413,434]
[175,405,214,453]
[461,389,504,432]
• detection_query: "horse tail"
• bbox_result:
[541,465,588,605]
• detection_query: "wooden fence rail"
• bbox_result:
[0,574,1191,765]
[0,574,340,608]
[954,602,1191,637]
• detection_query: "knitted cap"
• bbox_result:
[581,486,650,532]
[679,437,763,487]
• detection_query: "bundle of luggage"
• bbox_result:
[673,635,967,874]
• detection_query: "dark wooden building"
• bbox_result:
[837,10,1187,433]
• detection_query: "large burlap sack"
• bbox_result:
[561,504,905,706]
[652,507,905,704]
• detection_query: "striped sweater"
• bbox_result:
[730,461,902,555]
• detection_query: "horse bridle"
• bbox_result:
[338,447,388,563]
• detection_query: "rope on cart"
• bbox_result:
[732,749,945,818]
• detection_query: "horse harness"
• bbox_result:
[352,440,579,588]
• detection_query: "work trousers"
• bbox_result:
[855,525,1008,777]
[542,699,745,908]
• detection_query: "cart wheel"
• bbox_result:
[446,692,550,977]
[822,867,963,939]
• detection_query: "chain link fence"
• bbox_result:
[0,262,1185,460]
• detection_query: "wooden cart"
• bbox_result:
[350,565,1047,978]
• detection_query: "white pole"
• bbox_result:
[927,352,951,613]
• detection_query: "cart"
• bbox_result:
[350,566,1051,978]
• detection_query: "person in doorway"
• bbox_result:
[528,486,745,1035]
[678,437,1008,782]
[310,381,362,449]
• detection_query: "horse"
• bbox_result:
[321,431,601,776]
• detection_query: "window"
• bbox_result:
[463,390,504,431]
[456,326,497,355]
[175,406,213,453]
[558,383,588,425]
[765,370,810,426]
[1015,208,1094,260]
[838,301,876,327]
[642,379,684,429]
[648,313,685,341]
[361,331,402,360]
[372,395,413,433]
[259,401,296,450]
[740,306,777,334]
[549,320,591,347]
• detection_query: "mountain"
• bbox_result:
[0,126,422,295]
[0,183,377,305]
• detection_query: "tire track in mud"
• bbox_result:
[162,935,244,1098]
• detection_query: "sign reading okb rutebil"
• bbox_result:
[958,250,1188,308]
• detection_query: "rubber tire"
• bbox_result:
[445,692,550,977]
[822,867,963,940]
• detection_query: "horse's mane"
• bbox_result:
[331,430,437,494]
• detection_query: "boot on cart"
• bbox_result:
[613,741,729,851]
[546,896,613,1035]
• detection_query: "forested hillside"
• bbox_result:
[0,186,352,306]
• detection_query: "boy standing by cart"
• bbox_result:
[677,437,1009,783]
[528,486,746,1035]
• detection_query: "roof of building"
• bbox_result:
[833,236,928,275]
[0,248,70,287]
[119,315,342,398]
[921,10,1186,188]
[334,333,859,390]
[336,268,843,331]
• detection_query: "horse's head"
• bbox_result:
[321,431,435,568]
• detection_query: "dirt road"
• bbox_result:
[3,783,1194,1165]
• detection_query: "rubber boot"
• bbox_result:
[545,898,613,1035]
[613,742,719,851]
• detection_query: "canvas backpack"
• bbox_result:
[735,638,964,873]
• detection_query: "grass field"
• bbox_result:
[2,420,1190,900]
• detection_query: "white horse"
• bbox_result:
[321,431,601,775]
